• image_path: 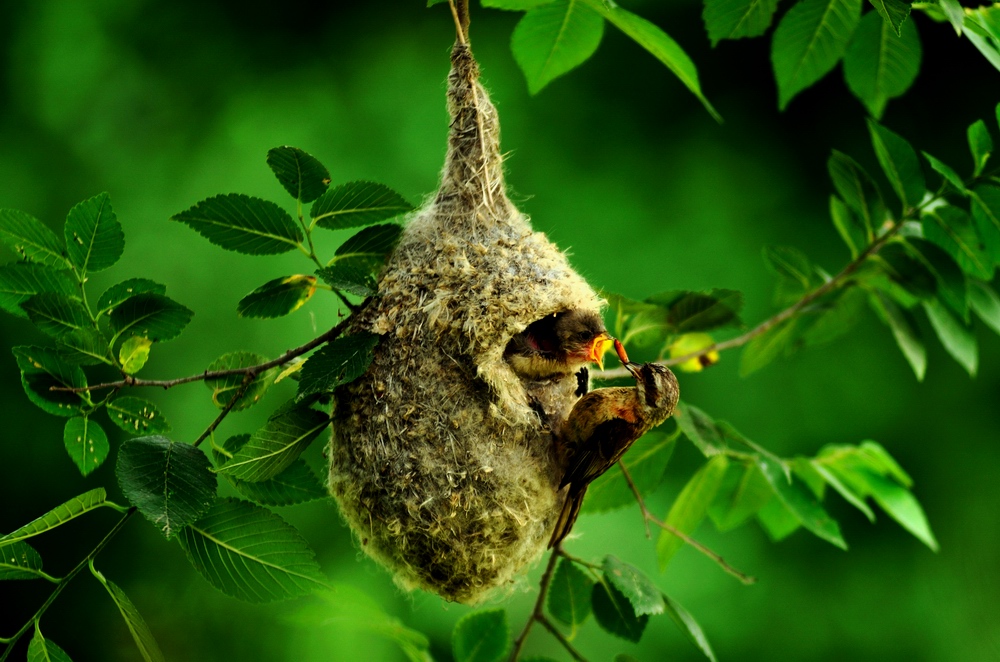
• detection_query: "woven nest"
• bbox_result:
[328,41,602,604]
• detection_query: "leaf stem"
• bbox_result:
[192,375,255,448]
[0,508,136,661]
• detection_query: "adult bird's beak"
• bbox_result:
[587,332,614,370]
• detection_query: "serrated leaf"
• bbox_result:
[772,0,861,110]
[829,196,864,258]
[316,263,378,297]
[869,291,926,379]
[172,194,303,255]
[603,556,664,616]
[921,152,967,195]
[205,351,273,411]
[97,576,165,662]
[968,119,993,176]
[709,461,773,531]
[756,457,847,549]
[763,245,814,288]
[922,205,991,280]
[867,119,925,209]
[451,609,510,662]
[22,292,90,339]
[107,396,171,435]
[703,0,780,46]
[0,208,69,268]
[739,318,801,376]
[109,293,193,343]
[582,431,675,513]
[0,263,76,319]
[844,10,921,119]
[482,0,556,8]
[923,297,977,376]
[866,0,911,35]
[593,1,721,121]
[663,593,718,662]
[828,150,884,238]
[63,416,109,477]
[511,0,605,94]
[116,436,217,539]
[267,146,331,203]
[96,278,166,316]
[178,498,328,602]
[905,238,968,320]
[592,581,648,643]
[0,488,108,547]
[64,192,124,274]
[27,629,74,662]
[311,182,412,230]
[604,291,673,348]
[646,289,744,333]
[13,345,88,416]
[237,275,317,319]
[298,333,380,399]
[0,540,45,580]
[329,223,404,271]
[57,327,111,366]
[657,455,729,571]
[218,403,329,482]
[215,434,326,506]
[970,185,1000,266]
[119,335,152,374]
[970,279,1000,335]
[548,558,594,627]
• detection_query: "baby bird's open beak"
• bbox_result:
[586,332,614,370]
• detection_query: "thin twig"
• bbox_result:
[191,374,255,448]
[618,460,756,585]
[509,544,561,662]
[537,615,589,662]
[52,315,355,394]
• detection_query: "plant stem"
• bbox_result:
[0,508,136,661]
[537,615,589,662]
[192,374,255,448]
[509,543,561,662]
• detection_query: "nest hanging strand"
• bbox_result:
[328,10,604,604]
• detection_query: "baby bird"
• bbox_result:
[549,341,680,548]
[504,310,613,381]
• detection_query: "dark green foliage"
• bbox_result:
[657,455,729,570]
[0,488,109,546]
[0,263,76,319]
[297,333,379,399]
[96,279,166,316]
[592,580,648,643]
[316,263,377,297]
[64,192,124,275]
[756,457,847,549]
[329,223,403,271]
[844,11,920,118]
[662,594,718,662]
[0,541,44,580]
[237,275,317,318]
[511,0,605,94]
[310,182,412,230]
[63,416,109,477]
[451,609,510,662]
[828,150,884,237]
[867,120,925,210]
[709,461,773,531]
[581,430,675,513]
[0,208,69,268]
[214,434,326,507]
[13,345,88,416]
[27,630,74,662]
[22,293,90,339]
[94,573,166,662]
[106,397,171,436]
[703,0,780,46]
[266,146,331,203]
[865,0,911,35]
[205,351,273,411]
[603,556,664,616]
[108,293,193,343]
[216,402,328,482]
[172,194,303,255]
[548,558,594,627]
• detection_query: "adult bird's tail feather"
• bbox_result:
[548,487,586,548]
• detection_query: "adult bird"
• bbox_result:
[504,310,613,381]
[549,341,680,547]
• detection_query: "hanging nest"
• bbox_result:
[327,34,602,604]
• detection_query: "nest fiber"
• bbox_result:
[328,42,602,603]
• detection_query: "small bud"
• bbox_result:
[669,333,719,372]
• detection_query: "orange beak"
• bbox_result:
[613,338,630,365]
[586,332,614,369]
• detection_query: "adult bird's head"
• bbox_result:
[625,361,680,422]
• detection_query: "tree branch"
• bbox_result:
[537,615,589,662]
[192,374,255,448]
[509,543,561,662]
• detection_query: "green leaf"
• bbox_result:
[662,593,718,662]
[548,558,594,627]
[21,292,90,339]
[172,194,303,255]
[853,467,938,550]
[772,0,862,110]
[329,223,404,272]
[674,401,727,456]
[905,238,968,320]
[178,498,328,602]
[0,488,108,547]
[298,333,380,399]
[763,245,814,288]
[968,119,993,176]
[266,146,331,203]
[205,351,273,411]
[107,396,171,435]
[591,0,721,121]
[0,263,76,319]
[13,345,88,416]
[0,208,69,268]
[921,152,967,195]
[829,196,864,258]
[109,293,193,343]
[866,0,911,35]
[869,291,926,379]
[844,10,921,119]
[709,461,773,531]
[801,286,867,346]
[482,0,557,8]
[116,436,218,539]
[511,0,605,94]
[867,119,925,209]
[739,318,801,377]
[237,275,317,318]
[603,556,664,616]
[119,335,152,374]
[859,440,912,486]
[756,457,847,549]
[581,431,675,513]
[756,497,801,540]
[969,279,1000,335]
[311,182,412,230]
[0,540,45,580]
[592,580,648,643]
[703,0,780,46]
[922,205,992,280]
[27,629,74,662]
[923,297,977,376]
[96,576,166,662]
[55,327,110,366]
[827,150,884,237]
[970,184,1000,266]
[63,416,109,477]
[316,263,378,297]
[657,455,729,571]
[810,458,876,521]
[937,0,964,35]
[218,403,329,482]
[215,434,326,507]
[96,278,166,316]
[646,288,744,332]
[603,291,672,348]
[875,242,937,300]
[64,192,124,274]
[452,609,510,662]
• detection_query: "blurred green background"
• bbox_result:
[1,0,999,660]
